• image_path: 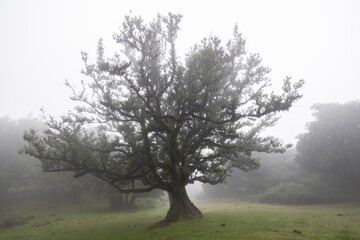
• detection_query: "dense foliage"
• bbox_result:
[21,13,303,222]
[296,101,360,196]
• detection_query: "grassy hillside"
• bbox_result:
[1,200,359,240]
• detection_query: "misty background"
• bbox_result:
[1,0,360,202]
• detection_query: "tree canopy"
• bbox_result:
[296,101,360,195]
[22,13,303,223]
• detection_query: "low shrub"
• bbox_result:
[256,183,323,204]
[0,210,35,228]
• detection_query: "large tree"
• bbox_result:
[296,101,360,196]
[22,13,303,223]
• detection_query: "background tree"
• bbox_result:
[0,116,42,208]
[296,101,360,196]
[40,172,89,203]
[22,13,304,223]
[200,149,299,200]
[108,187,164,211]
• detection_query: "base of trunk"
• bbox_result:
[164,189,202,223]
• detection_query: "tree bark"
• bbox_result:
[129,193,136,208]
[109,193,123,210]
[164,187,202,223]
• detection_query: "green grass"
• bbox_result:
[1,200,359,240]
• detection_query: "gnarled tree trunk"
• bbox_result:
[164,187,202,223]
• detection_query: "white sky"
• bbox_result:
[1,0,360,144]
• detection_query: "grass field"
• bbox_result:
[0,200,359,240]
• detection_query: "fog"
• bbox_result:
[1,0,360,144]
[1,0,360,236]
